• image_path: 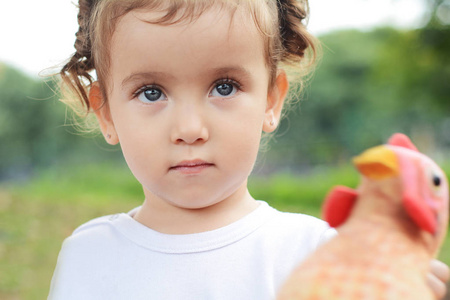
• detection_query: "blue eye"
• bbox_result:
[210,80,238,98]
[136,87,166,103]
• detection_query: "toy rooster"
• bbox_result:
[278,133,449,300]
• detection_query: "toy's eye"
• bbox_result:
[427,165,445,198]
[425,165,444,196]
[433,174,441,187]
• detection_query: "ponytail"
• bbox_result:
[60,0,97,112]
[271,0,320,89]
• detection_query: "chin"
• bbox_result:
[170,196,222,210]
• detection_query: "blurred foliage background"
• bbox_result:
[1,0,450,299]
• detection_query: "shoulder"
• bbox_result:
[262,205,337,248]
[67,214,118,243]
[49,213,129,299]
[272,209,327,228]
[59,212,131,260]
[52,212,132,278]
[71,213,117,236]
[253,204,337,287]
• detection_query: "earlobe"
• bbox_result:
[89,82,119,145]
[263,70,289,133]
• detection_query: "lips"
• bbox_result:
[170,159,214,174]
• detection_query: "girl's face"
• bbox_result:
[95,6,287,209]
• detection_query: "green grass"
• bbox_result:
[249,165,359,216]
[1,162,449,299]
[0,163,143,300]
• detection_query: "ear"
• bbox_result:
[263,70,289,133]
[89,82,119,145]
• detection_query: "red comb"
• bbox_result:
[388,133,418,152]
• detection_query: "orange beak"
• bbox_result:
[353,145,399,179]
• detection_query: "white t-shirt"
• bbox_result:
[48,201,336,300]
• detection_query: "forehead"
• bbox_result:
[115,4,258,46]
[109,5,267,85]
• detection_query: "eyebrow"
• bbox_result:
[121,71,174,89]
[121,66,252,89]
[210,66,252,79]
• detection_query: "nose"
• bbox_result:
[170,104,209,145]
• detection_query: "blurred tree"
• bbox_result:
[424,0,450,26]
[0,64,52,179]
[266,30,391,171]
[0,63,122,181]
[264,24,449,172]
[369,0,450,146]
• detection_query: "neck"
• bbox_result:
[133,183,259,234]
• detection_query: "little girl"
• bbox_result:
[48,0,448,299]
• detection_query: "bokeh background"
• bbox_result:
[1,0,450,299]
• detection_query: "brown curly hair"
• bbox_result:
[60,0,319,115]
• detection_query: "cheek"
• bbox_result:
[219,105,265,166]
[108,101,167,174]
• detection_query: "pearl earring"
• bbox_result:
[270,120,275,126]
